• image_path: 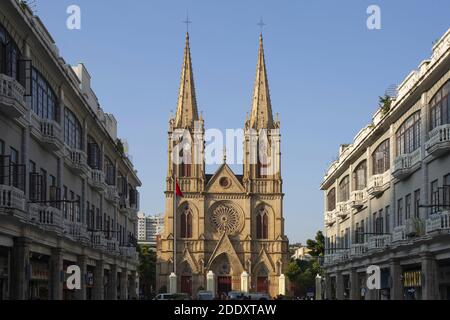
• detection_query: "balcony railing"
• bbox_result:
[106,239,120,254]
[350,243,368,256]
[105,185,119,203]
[39,118,63,151]
[392,148,422,180]
[119,246,138,260]
[91,231,107,250]
[250,179,282,194]
[29,205,62,233]
[336,201,350,219]
[425,124,450,157]
[0,74,26,118]
[350,189,367,210]
[89,169,106,191]
[325,210,336,226]
[426,211,450,233]
[392,225,407,242]
[0,184,25,213]
[368,170,391,197]
[368,234,391,250]
[66,147,89,174]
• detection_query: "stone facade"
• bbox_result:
[0,0,140,300]
[321,28,450,300]
[156,33,290,298]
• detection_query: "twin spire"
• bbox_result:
[174,32,274,130]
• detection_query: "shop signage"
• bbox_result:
[402,270,421,287]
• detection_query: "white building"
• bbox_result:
[137,213,164,246]
[0,0,141,300]
[321,28,450,300]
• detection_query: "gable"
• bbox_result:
[206,233,244,273]
[205,164,245,194]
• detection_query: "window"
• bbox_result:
[69,191,75,221]
[414,189,421,218]
[180,204,192,238]
[180,149,192,178]
[378,209,384,234]
[339,176,350,202]
[104,156,115,185]
[256,208,269,239]
[87,136,101,169]
[353,160,367,190]
[64,108,82,150]
[385,206,390,233]
[396,112,421,156]
[373,212,377,234]
[76,195,81,222]
[444,174,450,209]
[372,140,390,175]
[0,140,5,185]
[9,148,20,189]
[431,180,439,214]
[0,23,21,80]
[30,68,57,120]
[405,194,411,220]
[430,80,450,130]
[397,198,403,226]
[327,188,336,211]
[63,186,68,219]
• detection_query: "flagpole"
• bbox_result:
[173,175,177,276]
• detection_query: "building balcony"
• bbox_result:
[325,210,336,226]
[367,234,391,250]
[105,185,119,204]
[336,201,350,219]
[119,246,138,261]
[91,232,107,250]
[324,250,350,265]
[106,239,120,255]
[0,184,25,215]
[367,170,391,197]
[425,124,450,157]
[350,243,368,257]
[392,148,422,180]
[30,205,62,234]
[349,189,367,210]
[0,74,26,118]
[63,220,89,242]
[88,169,106,191]
[37,117,63,151]
[65,147,89,175]
[426,211,450,233]
[392,225,407,242]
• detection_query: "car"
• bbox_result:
[169,293,190,300]
[246,292,271,300]
[227,291,246,300]
[197,291,214,300]
[154,293,172,300]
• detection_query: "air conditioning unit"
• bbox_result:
[405,218,423,237]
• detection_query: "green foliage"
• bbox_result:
[378,94,392,115]
[138,244,156,299]
[116,139,125,155]
[306,230,325,257]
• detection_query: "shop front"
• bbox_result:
[402,269,422,300]
[29,254,50,300]
[0,246,10,300]
[86,267,95,300]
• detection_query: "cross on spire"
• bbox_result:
[257,18,266,33]
[183,12,192,33]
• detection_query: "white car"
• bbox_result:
[154,293,172,300]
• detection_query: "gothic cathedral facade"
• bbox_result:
[156,32,290,298]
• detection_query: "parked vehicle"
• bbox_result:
[227,291,246,300]
[197,291,214,300]
[170,293,190,300]
[246,292,271,300]
[154,293,172,300]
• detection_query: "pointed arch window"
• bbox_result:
[179,148,191,177]
[180,204,193,238]
[256,208,268,239]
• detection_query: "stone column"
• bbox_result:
[75,255,87,300]
[50,248,63,300]
[108,264,118,300]
[129,270,138,299]
[206,271,215,296]
[119,268,128,300]
[421,253,439,300]
[93,260,104,300]
[389,259,403,300]
[11,237,31,300]
[336,272,344,300]
[349,268,359,300]
[241,271,249,293]
[324,273,332,300]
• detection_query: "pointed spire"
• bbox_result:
[175,32,198,128]
[249,33,274,130]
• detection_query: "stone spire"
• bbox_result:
[249,34,274,130]
[175,32,198,128]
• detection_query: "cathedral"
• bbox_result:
[156,32,290,298]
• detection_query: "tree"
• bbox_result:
[306,230,324,257]
[137,244,156,299]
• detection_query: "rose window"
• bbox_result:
[210,204,241,235]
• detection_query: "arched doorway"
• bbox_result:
[256,264,269,294]
[180,263,192,297]
[211,254,233,298]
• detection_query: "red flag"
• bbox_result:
[175,180,183,197]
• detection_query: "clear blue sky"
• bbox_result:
[35,0,450,243]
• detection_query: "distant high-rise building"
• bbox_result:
[137,213,164,246]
